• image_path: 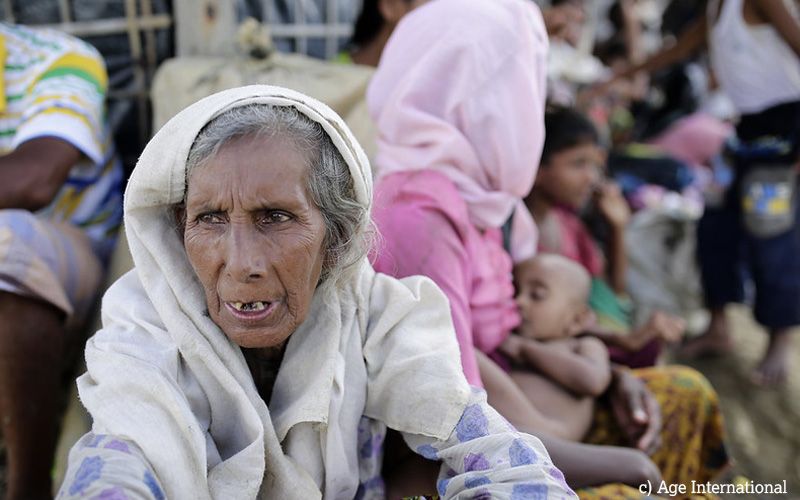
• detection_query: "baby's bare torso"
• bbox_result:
[510,337,599,441]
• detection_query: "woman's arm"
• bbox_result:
[538,434,662,490]
[58,433,163,499]
[372,197,483,386]
[399,388,579,499]
[475,352,659,489]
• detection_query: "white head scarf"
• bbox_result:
[76,85,471,499]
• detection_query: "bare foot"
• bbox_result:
[752,330,795,387]
[679,309,732,359]
[679,332,733,359]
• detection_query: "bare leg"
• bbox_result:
[679,306,733,358]
[0,292,68,500]
[753,327,796,386]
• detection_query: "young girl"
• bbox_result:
[526,106,685,367]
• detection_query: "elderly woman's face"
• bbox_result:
[183,134,327,349]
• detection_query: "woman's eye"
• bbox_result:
[198,212,225,224]
[261,211,292,224]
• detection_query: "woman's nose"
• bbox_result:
[225,225,266,281]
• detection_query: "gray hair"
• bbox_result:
[184,103,371,286]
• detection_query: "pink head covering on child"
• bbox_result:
[367,0,549,255]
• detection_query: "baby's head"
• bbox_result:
[514,253,592,341]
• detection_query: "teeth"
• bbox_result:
[231,301,266,312]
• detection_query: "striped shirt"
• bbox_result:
[0,23,123,259]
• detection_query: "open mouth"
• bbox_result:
[230,301,268,312]
[224,300,277,322]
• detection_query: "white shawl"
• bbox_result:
[75,85,473,499]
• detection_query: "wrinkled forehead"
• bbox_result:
[188,128,315,172]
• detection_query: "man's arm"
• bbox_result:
[0,137,81,210]
[583,13,708,101]
[754,0,800,57]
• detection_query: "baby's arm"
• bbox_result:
[510,335,612,397]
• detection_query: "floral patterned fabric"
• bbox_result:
[60,389,576,500]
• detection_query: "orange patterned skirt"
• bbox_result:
[577,366,730,500]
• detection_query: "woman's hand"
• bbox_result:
[607,366,662,455]
[595,181,631,230]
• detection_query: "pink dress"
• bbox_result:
[537,206,604,277]
[372,170,521,387]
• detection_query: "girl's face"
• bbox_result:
[535,142,604,210]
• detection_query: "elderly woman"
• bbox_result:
[56,85,575,499]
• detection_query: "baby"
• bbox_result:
[499,253,612,441]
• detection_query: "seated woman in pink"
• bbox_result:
[369,0,729,496]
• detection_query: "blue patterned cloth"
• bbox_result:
[59,389,575,500]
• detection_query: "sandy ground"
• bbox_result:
[673,305,800,500]
[1,305,798,498]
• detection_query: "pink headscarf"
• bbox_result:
[367,0,549,236]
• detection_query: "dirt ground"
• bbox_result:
[673,305,800,500]
[1,306,798,499]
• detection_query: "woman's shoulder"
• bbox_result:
[93,269,179,356]
[362,266,447,318]
[374,169,470,221]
